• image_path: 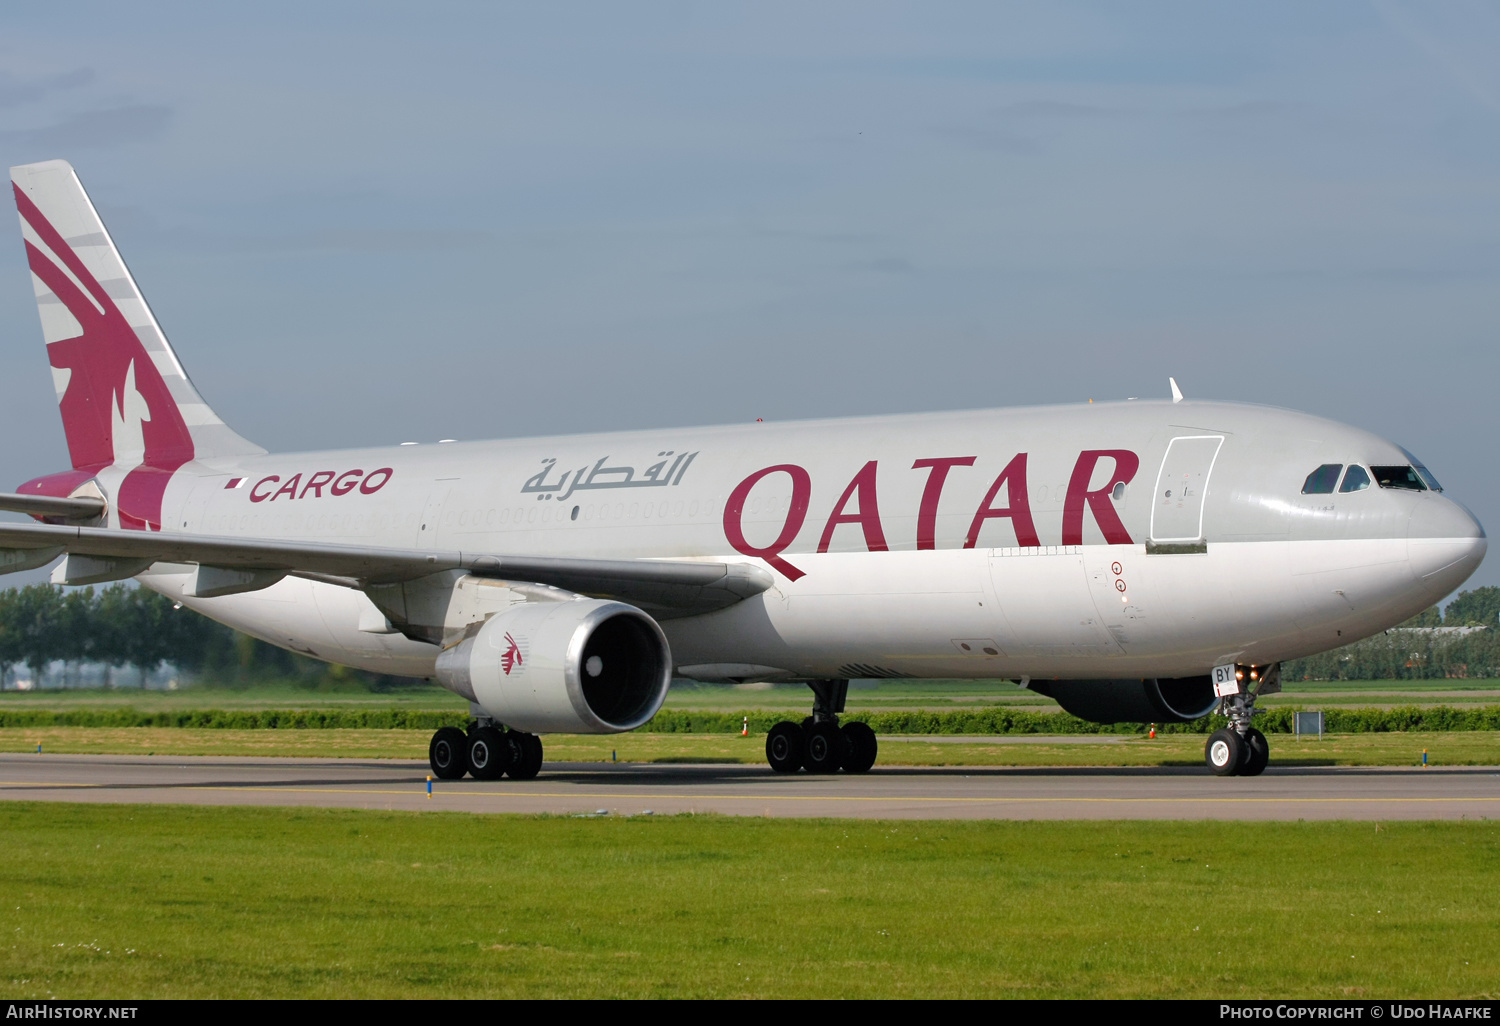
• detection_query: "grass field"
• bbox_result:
[1,803,1495,998]
[2,726,1494,766]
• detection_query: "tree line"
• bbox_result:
[0,583,416,690]
[1284,586,1500,681]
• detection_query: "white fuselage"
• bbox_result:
[139,399,1486,685]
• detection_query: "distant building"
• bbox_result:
[1389,626,1489,637]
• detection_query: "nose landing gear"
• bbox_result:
[764,678,879,774]
[1205,663,1278,776]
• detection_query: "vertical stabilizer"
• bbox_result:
[11,160,263,528]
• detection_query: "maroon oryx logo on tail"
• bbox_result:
[13,183,194,531]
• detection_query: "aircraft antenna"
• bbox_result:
[1169,377,1184,403]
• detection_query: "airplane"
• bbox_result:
[0,159,1485,781]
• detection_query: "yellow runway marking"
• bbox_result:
[1,781,1497,804]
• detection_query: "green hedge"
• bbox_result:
[3,705,1498,734]
[0,709,469,730]
[643,706,1500,735]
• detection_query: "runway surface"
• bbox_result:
[1,753,1497,819]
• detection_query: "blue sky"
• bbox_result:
[1,2,1498,598]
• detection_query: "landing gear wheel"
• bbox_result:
[467,726,511,781]
[803,722,847,774]
[766,721,804,773]
[1206,728,1243,776]
[840,721,878,773]
[1240,727,1269,777]
[506,732,544,780]
[429,726,469,780]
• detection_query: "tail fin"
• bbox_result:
[10,160,263,476]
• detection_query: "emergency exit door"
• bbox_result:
[1150,435,1224,544]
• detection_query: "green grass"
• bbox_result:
[0,804,1495,998]
[8,678,1500,716]
[3,727,1495,766]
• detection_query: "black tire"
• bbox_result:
[841,721,878,773]
[766,721,804,773]
[468,726,511,781]
[1205,728,1243,776]
[1240,727,1269,777]
[506,732,544,780]
[429,726,469,780]
[803,721,846,774]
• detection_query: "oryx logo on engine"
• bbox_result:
[501,632,523,676]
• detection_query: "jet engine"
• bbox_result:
[1028,676,1218,724]
[434,599,671,734]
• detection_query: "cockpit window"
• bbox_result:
[1371,465,1427,491]
[1302,464,1342,494]
[1339,465,1371,493]
[1414,465,1443,492]
[1400,448,1444,491]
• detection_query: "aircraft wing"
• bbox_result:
[0,521,772,618]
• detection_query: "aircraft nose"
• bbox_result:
[1407,496,1486,589]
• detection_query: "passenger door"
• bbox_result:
[1150,435,1224,545]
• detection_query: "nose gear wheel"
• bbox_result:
[1206,728,1242,776]
[1204,663,1278,777]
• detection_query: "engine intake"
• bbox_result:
[1028,676,1218,724]
[435,599,671,734]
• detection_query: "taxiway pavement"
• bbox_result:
[1,753,1496,819]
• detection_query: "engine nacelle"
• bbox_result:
[434,599,671,734]
[1028,676,1218,724]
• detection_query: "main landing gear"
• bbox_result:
[428,720,543,781]
[765,678,879,774]
[1205,663,1278,777]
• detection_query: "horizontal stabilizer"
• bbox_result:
[0,490,105,520]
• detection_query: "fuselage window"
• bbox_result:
[1339,465,1371,493]
[1301,464,1342,494]
[1371,465,1427,491]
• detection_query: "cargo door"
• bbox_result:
[989,548,1121,658]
